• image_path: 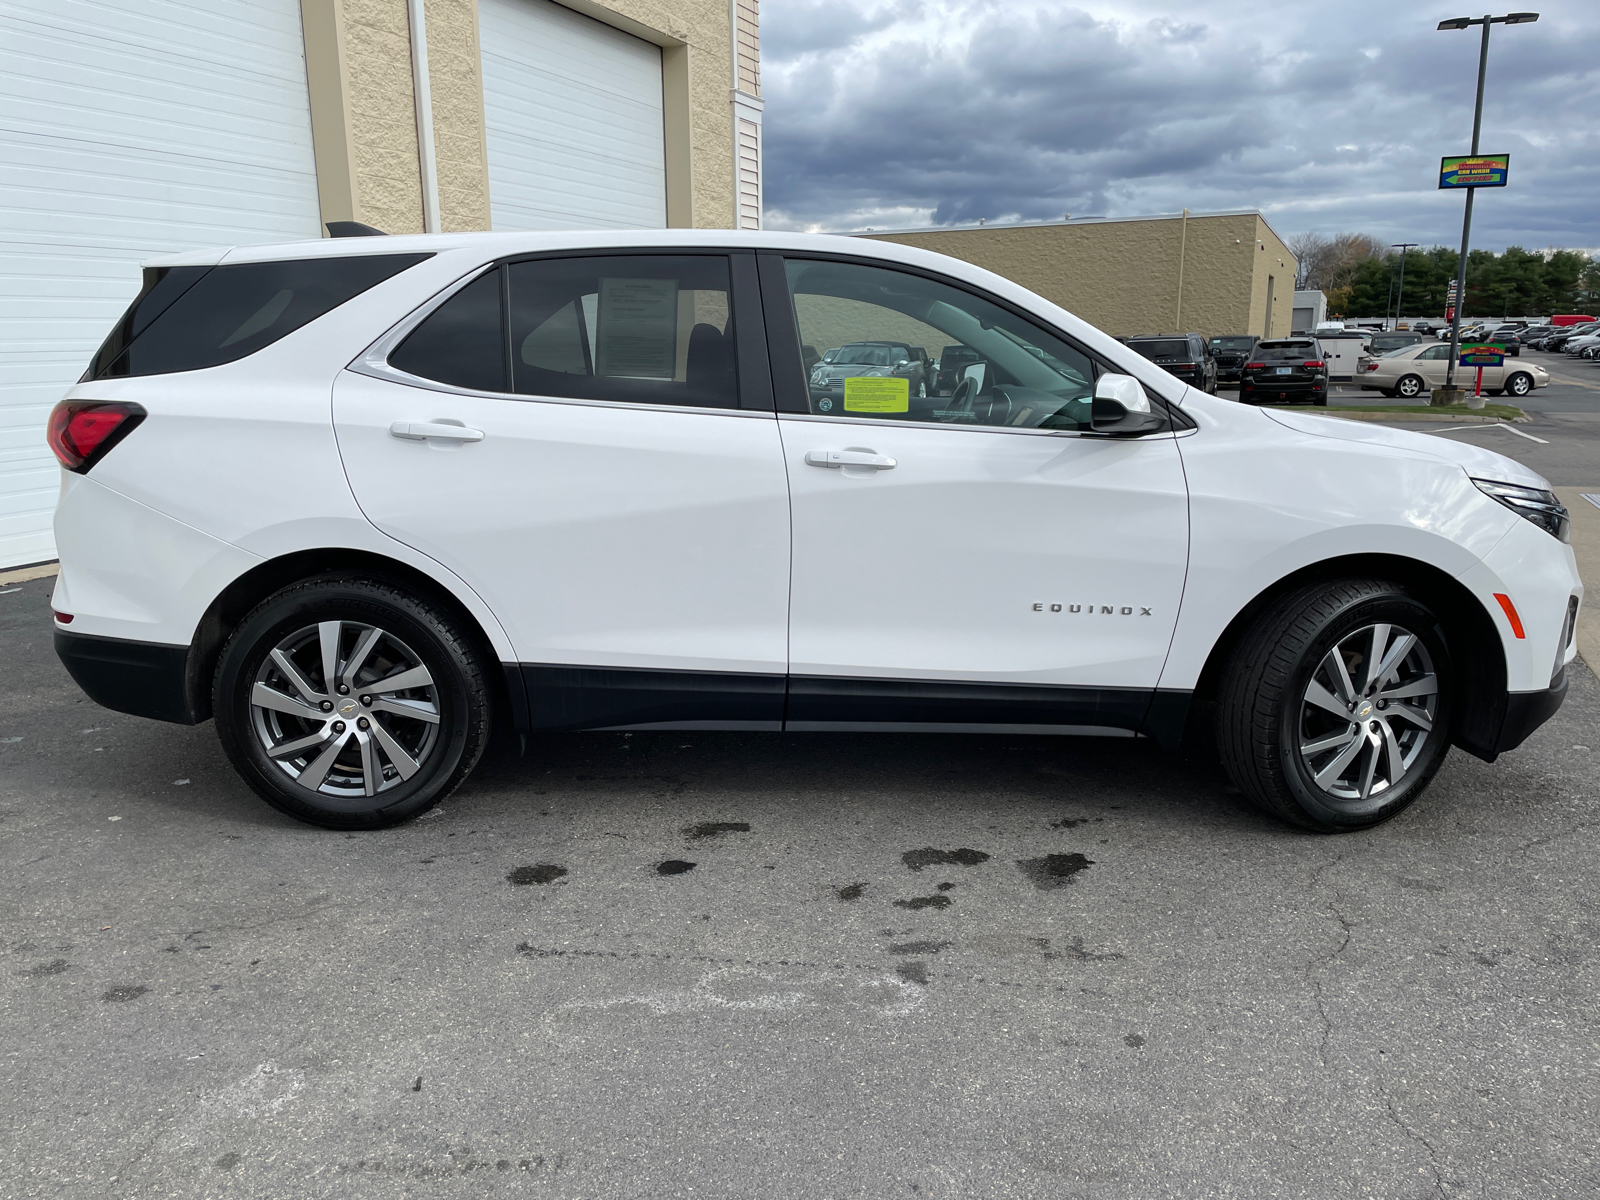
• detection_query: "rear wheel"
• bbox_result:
[1215,579,1452,832]
[1395,374,1425,399]
[214,577,492,830]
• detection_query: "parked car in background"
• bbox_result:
[1366,331,1425,356]
[810,340,931,406]
[1206,335,1258,385]
[933,344,982,395]
[1562,330,1600,356]
[1360,342,1548,398]
[1239,339,1327,405]
[1516,325,1555,345]
[1543,322,1600,352]
[1125,333,1217,393]
[1315,329,1368,381]
[1409,321,1439,336]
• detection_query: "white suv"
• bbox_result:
[47,230,1581,833]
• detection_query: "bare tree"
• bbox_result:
[1288,232,1386,292]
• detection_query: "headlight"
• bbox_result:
[1473,478,1570,542]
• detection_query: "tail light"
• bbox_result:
[1302,361,1325,369]
[46,400,146,473]
[1244,361,1265,370]
[1365,361,1380,370]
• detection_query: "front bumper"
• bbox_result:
[55,629,197,725]
[1490,670,1569,756]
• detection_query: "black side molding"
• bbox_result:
[326,221,388,238]
[519,664,785,730]
[55,630,196,725]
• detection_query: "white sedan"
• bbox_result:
[1360,342,1548,399]
[47,229,1580,834]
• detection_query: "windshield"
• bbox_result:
[1130,339,1190,359]
[829,344,903,366]
[1209,337,1254,351]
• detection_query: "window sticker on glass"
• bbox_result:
[596,277,678,379]
[843,376,910,412]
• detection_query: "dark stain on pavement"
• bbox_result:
[836,882,867,901]
[903,847,989,872]
[102,985,147,1002]
[1124,1033,1146,1048]
[684,821,750,839]
[896,961,930,985]
[215,1152,242,1170]
[1017,852,1095,889]
[936,882,956,891]
[657,860,696,875]
[889,940,952,955]
[893,895,952,911]
[507,864,567,885]
[24,959,69,977]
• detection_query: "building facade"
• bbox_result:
[0,0,761,568]
[860,210,1297,344]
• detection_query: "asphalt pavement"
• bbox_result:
[4,567,1599,1199]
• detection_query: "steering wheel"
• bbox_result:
[942,373,979,420]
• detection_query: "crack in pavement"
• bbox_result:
[1301,856,1354,1069]
[1381,1090,1448,1198]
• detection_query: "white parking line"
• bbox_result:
[1582,494,1600,511]
[1422,423,1550,444]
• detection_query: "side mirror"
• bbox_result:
[1091,373,1166,434]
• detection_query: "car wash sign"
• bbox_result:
[1439,154,1510,189]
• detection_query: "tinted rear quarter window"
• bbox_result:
[91,253,430,379]
[389,268,508,393]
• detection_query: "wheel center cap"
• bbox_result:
[1354,700,1375,720]
[337,699,359,717]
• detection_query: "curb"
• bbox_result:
[0,561,59,587]
[1323,410,1530,424]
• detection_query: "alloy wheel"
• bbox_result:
[249,620,441,800]
[1297,621,1438,807]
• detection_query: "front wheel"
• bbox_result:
[1505,372,1533,397]
[1395,374,1425,399]
[214,576,492,829]
[1215,579,1452,832]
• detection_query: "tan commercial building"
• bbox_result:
[0,0,761,568]
[860,210,1297,342]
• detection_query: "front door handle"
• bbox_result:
[805,449,896,470]
[389,421,484,442]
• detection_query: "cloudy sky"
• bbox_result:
[761,0,1600,252]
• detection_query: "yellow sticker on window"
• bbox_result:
[843,376,910,412]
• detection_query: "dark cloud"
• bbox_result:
[763,1,1600,251]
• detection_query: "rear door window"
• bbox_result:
[89,253,430,379]
[507,255,739,409]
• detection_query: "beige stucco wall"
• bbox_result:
[863,213,1299,340]
[300,0,744,234]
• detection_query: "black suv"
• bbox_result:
[1239,338,1327,406]
[1126,333,1217,393]
[1207,335,1258,385]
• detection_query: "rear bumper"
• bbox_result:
[55,629,197,725]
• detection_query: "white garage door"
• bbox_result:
[0,0,321,569]
[480,0,667,232]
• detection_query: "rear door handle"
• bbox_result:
[389,421,484,442]
[805,449,896,470]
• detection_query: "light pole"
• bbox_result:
[1435,12,1538,403]
[1392,243,1418,329]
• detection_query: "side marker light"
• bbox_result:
[1492,593,1525,639]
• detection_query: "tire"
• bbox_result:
[1215,579,1452,833]
[214,576,492,830]
[1505,372,1533,397]
[1395,374,1425,399]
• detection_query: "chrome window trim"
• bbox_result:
[774,411,1174,441]
[347,264,767,420]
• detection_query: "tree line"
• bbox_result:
[1286,231,1599,320]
